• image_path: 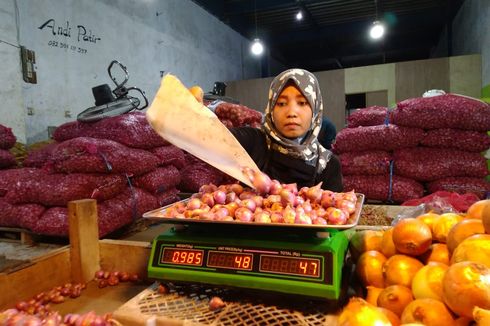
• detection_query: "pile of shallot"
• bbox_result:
[163,168,357,226]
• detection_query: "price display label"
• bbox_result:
[259,255,320,278]
[207,251,253,271]
[161,248,204,266]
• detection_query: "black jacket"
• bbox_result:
[231,127,343,192]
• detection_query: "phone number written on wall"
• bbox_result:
[47,40,87,54]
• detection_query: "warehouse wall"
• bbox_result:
[345,63,396,106]
[0,0,261,144]
[227,55,481,131]
[435,0,490,88]
[452,0,490,87]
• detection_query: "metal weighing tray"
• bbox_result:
[143,194,364,230]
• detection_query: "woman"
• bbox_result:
[231,69,342,192]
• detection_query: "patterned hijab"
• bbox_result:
[263,68,332,173]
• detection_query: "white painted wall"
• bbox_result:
[0,0,26,143]
[0,0,260,144]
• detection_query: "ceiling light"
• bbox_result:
[251,38,264,56]
[369,21,385,39]
[296,11,303,21]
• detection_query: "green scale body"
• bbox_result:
[148,225,352,300]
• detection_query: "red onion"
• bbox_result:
[187,198,202,210]
[326,207,348,225]
[304,182,323,203]
[234,207,253,222]
[225,192,237,203]
[225,202,239,216]
[313,217,327,225]
[240,199,256,212]
[263,195,281,208]
[295,212,312,224]
[212,190,226,205]
[199,183,217,194]
[279,189,295,206]
[252,171,272,194]
[201,193,215,207]
[254,211,271,223]
[270,212,284,223]
[341,190,357,203]
[320,190,335,208]
[209,296,226,311]
[295,196,304,206]
[302,201,312,213]
[239,191,255,200]
[282,183,298,195]
[251,195,264,208]
[199,212,216,220]
[119,272,130,282]
[335,199,356,214]
[230,183,244,195]
[283,206,296,224]
[269,180,282,195]
[221,216,234,221]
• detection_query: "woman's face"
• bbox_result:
[272,84,312,139]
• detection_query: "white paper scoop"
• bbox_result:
[146,74,260,188]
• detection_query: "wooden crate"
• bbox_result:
[0,199,152,311]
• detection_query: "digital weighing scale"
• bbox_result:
[145,194,364,300]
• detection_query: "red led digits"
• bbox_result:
[162,248,204,266]
[259,255,320,277]
[207,251,253,271]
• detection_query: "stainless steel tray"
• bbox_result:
[143,194,364,230]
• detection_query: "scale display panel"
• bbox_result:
[147,226,352,300]
[153,240,331,284]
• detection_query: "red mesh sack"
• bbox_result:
[31,207,68,236]
[0,168,45,197]
[53,112,170,149]
[347,106,390,127]
[215,102,262,127]
[421,129,490,153]
[0,197,46,230]
[392,94,490,131]
[394,148,488,182]
[32,187,159,237]
[339,151,392,175]
[427,177,490,199]
[4,172,127,206]
[0,149,16,168]
[23,142,59,168]
[402,191,481,213]
[155,188,180,207]
[179,164,225,193]
[332,124,423,153]
[98,187,159,237]
[151,145,186,169]
[49,137,158,176]
[132,166,181,194]
[343,175,424,203]
[0,124,16,149]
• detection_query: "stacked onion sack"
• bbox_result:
[0,112,186,237]
[0,124,18,169]
[336,95,490,204]
[342,199,490,325]
[177,101,263,193]
[334,106,425,203]
[162,168,358,225]
[392,94,490,199]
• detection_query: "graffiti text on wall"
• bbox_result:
[38,19,102,54]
